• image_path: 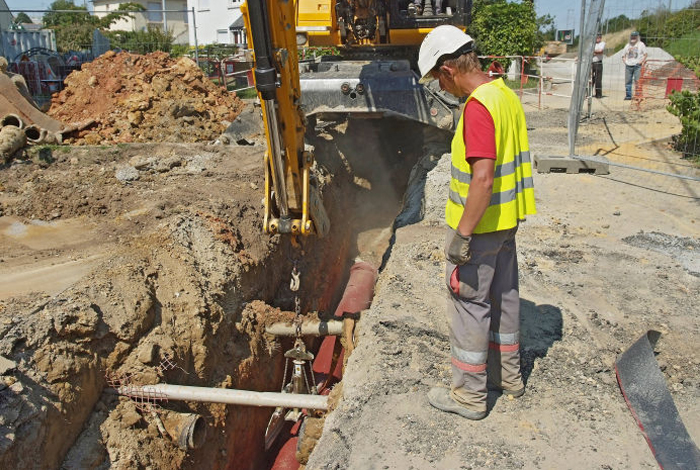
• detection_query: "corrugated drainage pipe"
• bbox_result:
[24,125,44,143]
[0,126,27,161]
[24,125,61,145]
[1,114,24,129]
[161,411,207,450]
[118,384,329,410]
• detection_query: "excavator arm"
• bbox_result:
[242,0,472,238]
[242,0,330,237]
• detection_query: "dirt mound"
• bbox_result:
[48,51,244,145]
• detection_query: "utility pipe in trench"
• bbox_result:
[118,384,329,410]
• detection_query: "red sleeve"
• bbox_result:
[463,98,496,162]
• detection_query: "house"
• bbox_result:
[92,0,190,45]
[229,15,247,47]
[186,0,245,46]
[0,0,13,31]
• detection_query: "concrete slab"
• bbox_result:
[533,154,610,175]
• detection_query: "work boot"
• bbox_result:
[427,387,487,420]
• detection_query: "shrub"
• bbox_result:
[105,26,174,55]
[667,90,700,162]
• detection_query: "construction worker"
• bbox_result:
[417,25,537,419]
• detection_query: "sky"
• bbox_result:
[535,0,696,30]
[5,0,698,29]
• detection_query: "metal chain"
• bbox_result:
[280,355,289,392]
[303,366,311,394]
[290,259,303,339]
[309,366,317,394]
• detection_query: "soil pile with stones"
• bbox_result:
[48,51,243,145]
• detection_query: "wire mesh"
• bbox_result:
[106,353,188,412]
[569,0,700,196]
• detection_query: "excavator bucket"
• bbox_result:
[299,59,458,132]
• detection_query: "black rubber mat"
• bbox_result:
[615,331,700,470]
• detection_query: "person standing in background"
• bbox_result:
[621,31,647,100]
[592,33,605,98]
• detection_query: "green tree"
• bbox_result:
[43,1,145,52]
[536,14,556,45]
[105,26,175,55]
[470,0,539,57]
[14,12,32,24]
[602,14,633,33]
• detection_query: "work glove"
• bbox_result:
[446,231,472,265]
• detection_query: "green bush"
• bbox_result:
[667,90,700,162]
[471,0,538,57]
[105,26,174,55]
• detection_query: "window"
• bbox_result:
[217,29,230,43]
[199,0,210,11]
[147,2,163,23]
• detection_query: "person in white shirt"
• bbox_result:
[621,31,647,100]
[592,33,605,98]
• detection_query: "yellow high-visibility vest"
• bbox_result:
[445,79,536,233]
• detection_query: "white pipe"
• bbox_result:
[266,320,343,337]
[118,384,329,410]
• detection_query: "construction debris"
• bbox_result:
[48,51,245,145]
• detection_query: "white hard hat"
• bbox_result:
[418,25,474,84]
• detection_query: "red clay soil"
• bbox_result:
[48,51,244,145]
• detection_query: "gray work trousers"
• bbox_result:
[444,226,522,411]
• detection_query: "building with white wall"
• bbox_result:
[92,0,190,45]
[187,0,245,46]
[0,0,13,31]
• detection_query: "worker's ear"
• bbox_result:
[439,64,454,81]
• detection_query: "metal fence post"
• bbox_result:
[192,7,199,67]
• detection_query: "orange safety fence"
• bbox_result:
[632,59,700,110]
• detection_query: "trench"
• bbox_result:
[211,117,449,470]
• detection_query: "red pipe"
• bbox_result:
[313,261,378,390]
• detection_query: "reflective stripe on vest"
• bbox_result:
[445,79,537,233]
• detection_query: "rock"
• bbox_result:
[154,156,182,173]
[88,76,98,87]
[129,155,155,170]
[185,155,208,174]
[115,166,140,182]
[127,111,144,127]
[0,356,16,375]
[137,343,157,365]
[83,132,102,146]
[120,402,142,427]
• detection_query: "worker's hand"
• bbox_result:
[446,231,472,265]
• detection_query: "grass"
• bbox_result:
[663,30,700,58]
[503,77,540,90]
[234,88,258,99]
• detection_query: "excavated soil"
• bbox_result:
[0,110,433,469]
[47,51,244,145]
